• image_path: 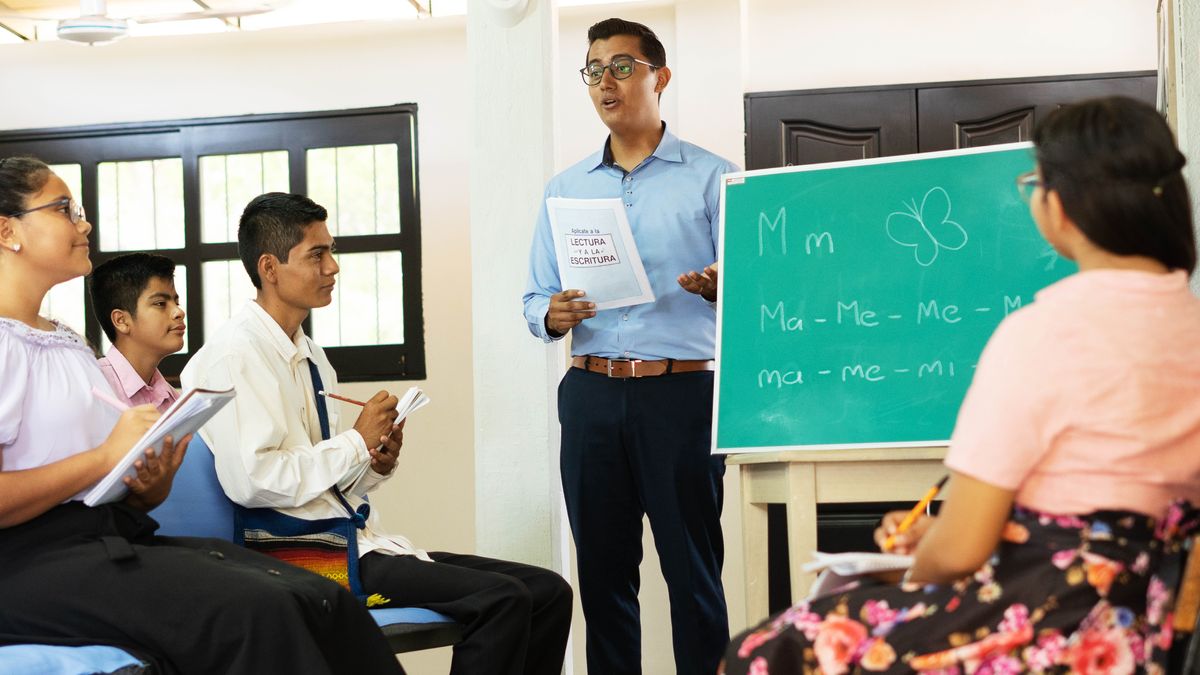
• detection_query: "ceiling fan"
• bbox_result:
[0,0,282,44]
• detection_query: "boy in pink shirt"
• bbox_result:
[89,253,185,413]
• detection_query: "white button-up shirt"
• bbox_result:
[181,301,428,559]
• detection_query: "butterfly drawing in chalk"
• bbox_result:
[885,186,969,267]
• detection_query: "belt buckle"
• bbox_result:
[606,358,633,378]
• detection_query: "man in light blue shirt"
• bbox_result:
[522,17,738,675]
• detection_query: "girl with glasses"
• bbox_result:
[724,96,1200,674]
[0,156,404,675]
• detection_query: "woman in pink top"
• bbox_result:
[725,96,1200,674]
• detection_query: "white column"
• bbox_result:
[673,0,747,167]
[671,0,750,636]
[1164,0,1200,296]
[468,0,570,577]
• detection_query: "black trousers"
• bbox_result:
[0,502,403,675]
[559,367,729,675]
[359,550,572,675]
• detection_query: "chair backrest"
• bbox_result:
[153,434,236,541]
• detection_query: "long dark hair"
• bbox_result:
[1033,96,1195,273]
[0,156,52,217]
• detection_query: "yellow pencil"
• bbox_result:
[882,475,948,552]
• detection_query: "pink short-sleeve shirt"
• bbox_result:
[945,269,1200,518]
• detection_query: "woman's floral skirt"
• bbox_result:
[724,502,1198,674]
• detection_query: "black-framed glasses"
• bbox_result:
[580,56,659,86]
[1015,171,1043,203]
[7,197,86,225]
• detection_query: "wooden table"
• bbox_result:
[727,447,947,624]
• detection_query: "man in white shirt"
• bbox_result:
[182,192,572,675]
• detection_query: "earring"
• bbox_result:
[10,244,19,253]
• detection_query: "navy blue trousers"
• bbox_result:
[559,366,728,675]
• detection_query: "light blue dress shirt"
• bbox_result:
[523,125,739,360]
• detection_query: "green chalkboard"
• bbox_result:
[714,143,1074,452]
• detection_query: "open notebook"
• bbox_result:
[83,387,236,506]
[803,551,914,599]
[396,386,430,422]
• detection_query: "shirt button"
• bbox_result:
[625,203,632,207]
[209,550,225,560]
[623,351,630,356]
[622,314,629,321]
[624,176,631,183]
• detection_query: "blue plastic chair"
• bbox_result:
[0,644,146,675]
[153,434,463,654]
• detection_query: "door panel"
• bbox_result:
[917,74,1156,151]
[745,89,916,169]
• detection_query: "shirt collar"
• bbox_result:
[588,122,682,173]
[104,346,172,401]
[244,300,314,363]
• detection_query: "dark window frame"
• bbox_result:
[0,105,426,382]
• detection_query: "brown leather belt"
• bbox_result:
[571,355,715,379]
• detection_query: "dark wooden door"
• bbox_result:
[917,72,1156,151]
[744,71,1157,171]
[744,88,917,170]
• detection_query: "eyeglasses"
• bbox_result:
[7,197,86,225]
[1015,171,1044,203]
[580,56,659,86]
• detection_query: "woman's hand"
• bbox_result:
[123,434,191,512]
[97,405,160,466]
[874,510,935,555]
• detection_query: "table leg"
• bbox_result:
[786,462,818,603]
[741,469,770,625]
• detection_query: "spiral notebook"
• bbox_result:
[83,387,236,506]
[803,551,914,598]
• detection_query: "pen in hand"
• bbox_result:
[92,386,132,412]
[318,390,366,407]
[882,475,948,552]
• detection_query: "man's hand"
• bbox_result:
[353,391,399,451]
[369,420,404,475]
[545,289,595,337]
[124,434,191,512]
[677,262,718,302]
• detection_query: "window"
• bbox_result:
[0,106,425,381]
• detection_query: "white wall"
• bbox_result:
[0,1,1159,672]
[743,0,1157,93]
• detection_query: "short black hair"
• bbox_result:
[1034,96,1195,273]
[586,18,666,67]
[237,192,328,289]
[89,253,177,343]
[0,156,52,217]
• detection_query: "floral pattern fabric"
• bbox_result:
[725,503,1197,675]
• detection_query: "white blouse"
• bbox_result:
[0,318,120,500]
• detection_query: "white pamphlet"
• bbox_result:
[83,387,236,506]
[546,197,655,310]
